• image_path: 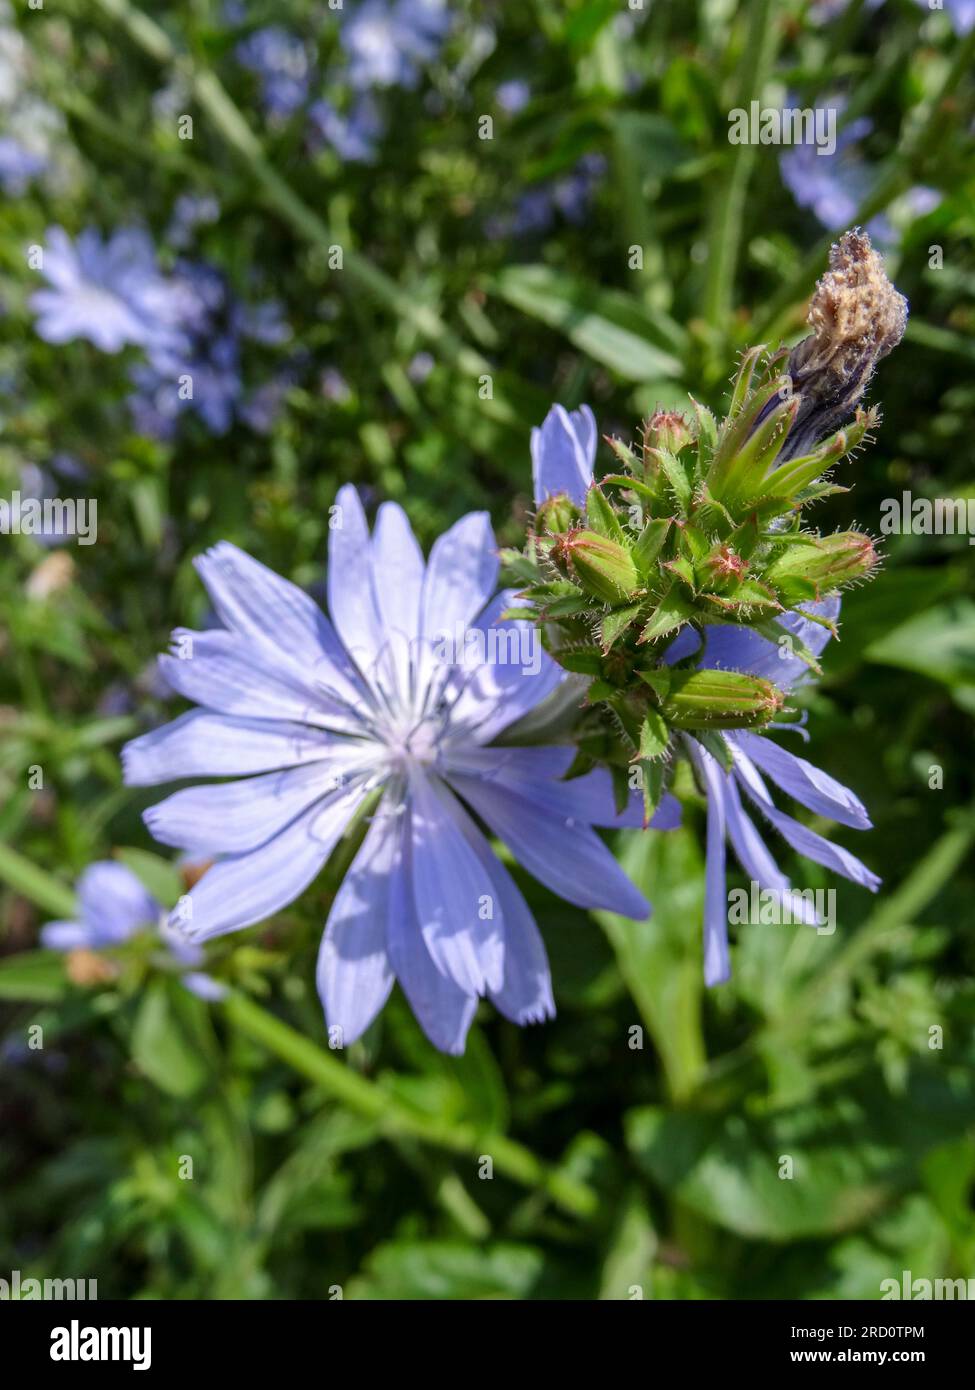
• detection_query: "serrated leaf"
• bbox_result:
[586,485,626,542]
[639,587,696,644]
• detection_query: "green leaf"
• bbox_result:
[638,709,670,761]
[596,827,706,1103]
[632,518,672,577]
[116,848,184,910]
[0,950,69,1002]
[586,485,625,542]
[626,1064,975,1240]
[131,981,209,1098]
[864,598,975,687]
[601,602,644,650]
[348,1241,546,1300]
[638,586,696,644]
[490,265,684,381]
[0,843,77,918]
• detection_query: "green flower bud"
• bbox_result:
[766,530,877,602]
[564,529,642,605]
[639,667,785,730]
[643,409,693,455]
[536,492,581,536]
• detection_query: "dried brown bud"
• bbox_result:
[783,228,908,459]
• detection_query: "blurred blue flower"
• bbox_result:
[779,111,892,239]
[166,192,221,249]
[308,94,383,162]
[29,226,187,355]
[123,492,677,1052]
[0,135,45,194]
[236,26,311,116]
[533,404,879,989]
[128,261,291,438]
[485,154,605,240]
[341,0,451,90]
[41,860,224,1000]
[495,79,530,114]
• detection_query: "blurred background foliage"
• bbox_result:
[1,0,974,1300]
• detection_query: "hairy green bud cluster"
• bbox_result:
[505,230,903,822]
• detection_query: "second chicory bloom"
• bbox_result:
[531,403,879,987]
[666,607,880,987]
[41,860,223,1000]
[29,227,187,356]
[341,0,451,90]
[123,492,676,1053]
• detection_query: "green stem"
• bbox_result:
[702,0,781,335]
[222,990,599,1219]
[752,25,975,344]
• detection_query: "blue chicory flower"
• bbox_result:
[495,79,531,115]
[341,0,451,91]
[41,861,224,1000]
[128,260,291,439]
[122,492,678,1053]
[532,404,880,988]
[29,227,187,356]
[235,26,312,117]
[308,95,383,163]
[0,135,46,195]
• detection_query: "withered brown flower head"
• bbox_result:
[782,228,908,459]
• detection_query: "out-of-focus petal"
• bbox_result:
[77,861,158,943]
[531,403,596,506]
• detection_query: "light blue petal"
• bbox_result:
[455,816,555,1026]
[408,771,504,997]
[732,746,881,892]
[531,403,596,506]
[327,484,386,681]
[176,781,367,941]
[158,628,365,733]
[447,768,650,919]
[732,730,872,830]
[690,743,732,986]
[722,774,819,926]
[386,803,478,1055]
[695,596,841,690]
[123,711,337,786]
[370,500,425,647]
[317,803,397,1046]
[443,590,563,744]
[194,540,363,707]
[144,752,375,854]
